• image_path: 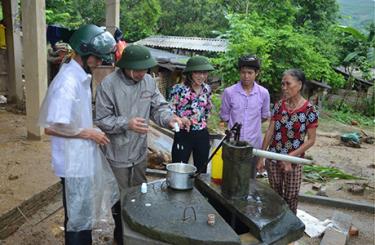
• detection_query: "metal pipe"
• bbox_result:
[252,149,314,165]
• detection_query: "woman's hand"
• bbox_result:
[281,161,292,172]
[256,158,265,173]
[181,117,191,131]
[168,116,191,132]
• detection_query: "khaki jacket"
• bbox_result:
[95,69,173,168]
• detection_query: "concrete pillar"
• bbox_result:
[21,0,47,139]
[105,0,120,34]
[3,0,23,105]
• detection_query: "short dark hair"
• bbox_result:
[238,55,260,70]
[283,69,306,89]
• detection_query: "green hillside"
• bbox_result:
[338,0,374,30]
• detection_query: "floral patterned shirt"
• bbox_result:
[169,83,212,131]
[269,100,318,155]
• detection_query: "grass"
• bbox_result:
[323,109,375,129]
[207,93,223,134]
[303,165,362,183]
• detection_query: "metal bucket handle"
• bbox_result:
[182,206,197,222]
[160,180,168,191]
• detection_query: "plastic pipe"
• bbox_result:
[252,149,314,165]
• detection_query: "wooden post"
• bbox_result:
[21,0,47,139]
[3,0,23,105]
[106,0,120,34]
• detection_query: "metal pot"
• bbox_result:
[166,163,197,190]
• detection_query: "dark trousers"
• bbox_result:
[172,129,210,172]
[111,201,123,245]
[110,161,147,245]
[61,178,92,245]
[265,160,303,214]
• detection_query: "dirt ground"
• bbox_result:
[0,108,58,215]
[301,116,375,204]
[0,106,374,244]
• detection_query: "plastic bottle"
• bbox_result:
[174,122,180,132]
[211,148,223,184]
[141,183,147,193]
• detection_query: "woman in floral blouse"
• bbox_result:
[257,69,318,213]
[169,56,214,172]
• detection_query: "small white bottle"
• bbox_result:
[141,183,147,194]
[174,122,180,132]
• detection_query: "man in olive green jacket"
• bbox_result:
[95,44,188,244]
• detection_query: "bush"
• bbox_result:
[207,93,223,134]
[326,108,374,126]
[212,13,345,96]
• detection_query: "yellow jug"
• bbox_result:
[0,24,6,48]
[211,147,223,184]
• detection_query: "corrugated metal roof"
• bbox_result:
[136,35,228,52]
[334,66,374,86]
[308,80,332,89]
[147,47,189,65]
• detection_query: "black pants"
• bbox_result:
[61,178,92,245]
[111,201,123,245]
[110,162,148,245]
[172,129,210,172]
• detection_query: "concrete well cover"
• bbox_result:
[122,179,241,245]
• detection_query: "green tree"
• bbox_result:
[46,0,82,28]
[120,0,161,42]
[337,24,375,71]
[221,0,296,27]
[158,0,227,37]
[46,0,105,28]
[46,0,161,42]
[213,13,345,95]
[74,0,106,26]
[292,0,339,32]
[334,24,375,112]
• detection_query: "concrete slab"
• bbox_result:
[331,211,352,234]
[195,174,305,244]
[320,228,348,245]
[123,219,170,245]
[121,179,241,245]
[298,194,375,213]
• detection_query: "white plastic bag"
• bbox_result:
[64,139,119,231]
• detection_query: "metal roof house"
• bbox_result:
[334,66,374,91]
[135,35,228,53]
[147,47,189,70]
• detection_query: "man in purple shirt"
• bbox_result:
[220,55,270,176]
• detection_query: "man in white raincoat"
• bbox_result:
[39,24,116,245]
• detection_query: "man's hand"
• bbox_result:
[256,158,265,173]
[128,117,149,134]
[79,128,110,145]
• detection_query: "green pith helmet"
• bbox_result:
[69,24,116,63]
[116,44,157,70]
[183,56,214,73]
